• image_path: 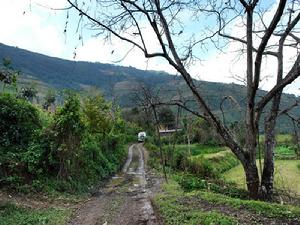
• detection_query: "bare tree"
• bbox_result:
[66,0,300,199]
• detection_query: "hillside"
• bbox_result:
[0,43,299,131]
[0,43,173,106]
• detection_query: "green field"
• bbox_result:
[223,160,300,196]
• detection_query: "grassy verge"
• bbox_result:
[153,179,300,225]
[0,202,71,225]
[197,191,300,219]
[0,143,130,225]
[153,181,238,225]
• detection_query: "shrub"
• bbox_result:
[48,93,85,179]
[189,152,239,178]
[0,91,134,193]
[0,93,41,150]
[0,93,42,186]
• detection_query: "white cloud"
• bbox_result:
[75,25,176,73]
[1,0,299,96]
[0,0,67,57]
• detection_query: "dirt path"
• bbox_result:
[68,143,161,225]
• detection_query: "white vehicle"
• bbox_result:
[138,132,146,142]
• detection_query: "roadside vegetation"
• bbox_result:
[0,72,138,224]
[153,181,300,225]
[0,202,71,225]
[145,115,300,224]
[2,57,300,224]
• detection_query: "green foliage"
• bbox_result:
[173,172,248,199]
[83,95,111,134]
[162,144,239,179]
[39,92,129,192]
[0,57,18,91]
[0,91,134,193]
[0,202,71,225]
[190,151,239,178]
[275,146,296,159]
[49,92,84,179]
[0,93,42,186]
[0,93,41,149]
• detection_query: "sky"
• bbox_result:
[0,0,299,95]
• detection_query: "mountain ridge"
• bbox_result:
[0,42,299,133]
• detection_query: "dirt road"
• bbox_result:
[68,143,161,225]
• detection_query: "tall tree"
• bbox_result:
[66,0,300,199]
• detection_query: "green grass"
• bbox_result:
[153,181,238,225]
[0,202,71,225]
[175,144,227,156]
[275,146,296,159]
[223,160,300,196]
[153,180,300,225]
[198,191,300,219]
[189,150,239,177]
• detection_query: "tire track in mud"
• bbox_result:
[68,143,161,225]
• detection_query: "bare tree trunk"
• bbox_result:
[261,121,275,200]
[244,161,260,199]
[261,92,281,200]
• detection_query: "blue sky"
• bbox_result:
[0,0,299,95]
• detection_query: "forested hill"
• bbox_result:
[0,43,173,104]
[0,42,298,122]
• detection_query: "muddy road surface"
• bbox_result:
[68,143,162,225]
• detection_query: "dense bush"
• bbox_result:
[0,93,41,150]
[48,93,85,179]
[0,93,42,186]
[0,92,136,193]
